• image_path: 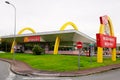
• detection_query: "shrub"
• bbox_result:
[32,45,44,55]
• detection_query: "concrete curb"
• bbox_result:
[10,65,30,76]
[1,58,120,77]
[0,59,30,76]
[24,64,120,77]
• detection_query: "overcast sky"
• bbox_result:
[0,0,120,42]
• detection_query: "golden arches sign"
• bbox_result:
[53,22,78,54]
[18,27,36,34]
[11,27,36,53]
[97,15,116,63]
[60,22,78,30]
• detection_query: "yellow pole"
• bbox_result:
[112,48,116,61]
[97,47,103,63]
[97,24,104,63]
[10,40,16,53]
[53,37,60,54]
[108,17,116,61]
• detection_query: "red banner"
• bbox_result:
[96,33,116,48]
[24,36,40,42]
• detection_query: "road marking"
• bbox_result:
[23,77,72,80]
[5,64,16,80]
[23,77,60,80]
[5,71,16,80]
[32,72,60,76]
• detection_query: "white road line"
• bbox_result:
[23,77,60,80]
[5,64,16,80]
[32,72,60,76]
[23,77,72,80]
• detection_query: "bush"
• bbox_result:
[32,45,44,55]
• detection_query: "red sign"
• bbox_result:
[76,41,82,49]
[96,33,116,48]
[100,15,108,25]
[24,36,40,42]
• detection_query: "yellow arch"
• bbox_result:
[60,22,78,30]
[11,27,36,53]
[108,16,114,36]
[54,22,78,54]
[18,27,36,34]
[97,16,116,63]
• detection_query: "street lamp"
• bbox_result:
[5,1,16,60]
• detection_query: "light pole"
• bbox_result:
[5,1,16,60]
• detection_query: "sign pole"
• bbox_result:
[76,41,82,70]
[89,43,94,63]
[89,48,92,63]
[78,48,81,70]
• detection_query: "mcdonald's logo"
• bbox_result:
[24,36,40,42]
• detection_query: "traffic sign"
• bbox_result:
[76,41,82,49]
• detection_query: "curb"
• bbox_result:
[10,65,30,76]
[1,58,120,77]
[0,59,29,76]
[29,64,120,77]
[28,64,120,77]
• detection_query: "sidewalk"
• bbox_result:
[0,58,120,77]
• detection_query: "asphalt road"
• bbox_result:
[14,68,120,80]
[1,60,120,80]
[72,69,120,80]
[0,61,10,80]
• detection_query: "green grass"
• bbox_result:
[0,52,120,72]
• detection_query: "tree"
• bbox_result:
[32,45,44,55]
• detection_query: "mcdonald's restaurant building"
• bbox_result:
[0,29,95,55]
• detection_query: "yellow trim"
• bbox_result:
[10,27,36,53]
[54,22,78,54]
